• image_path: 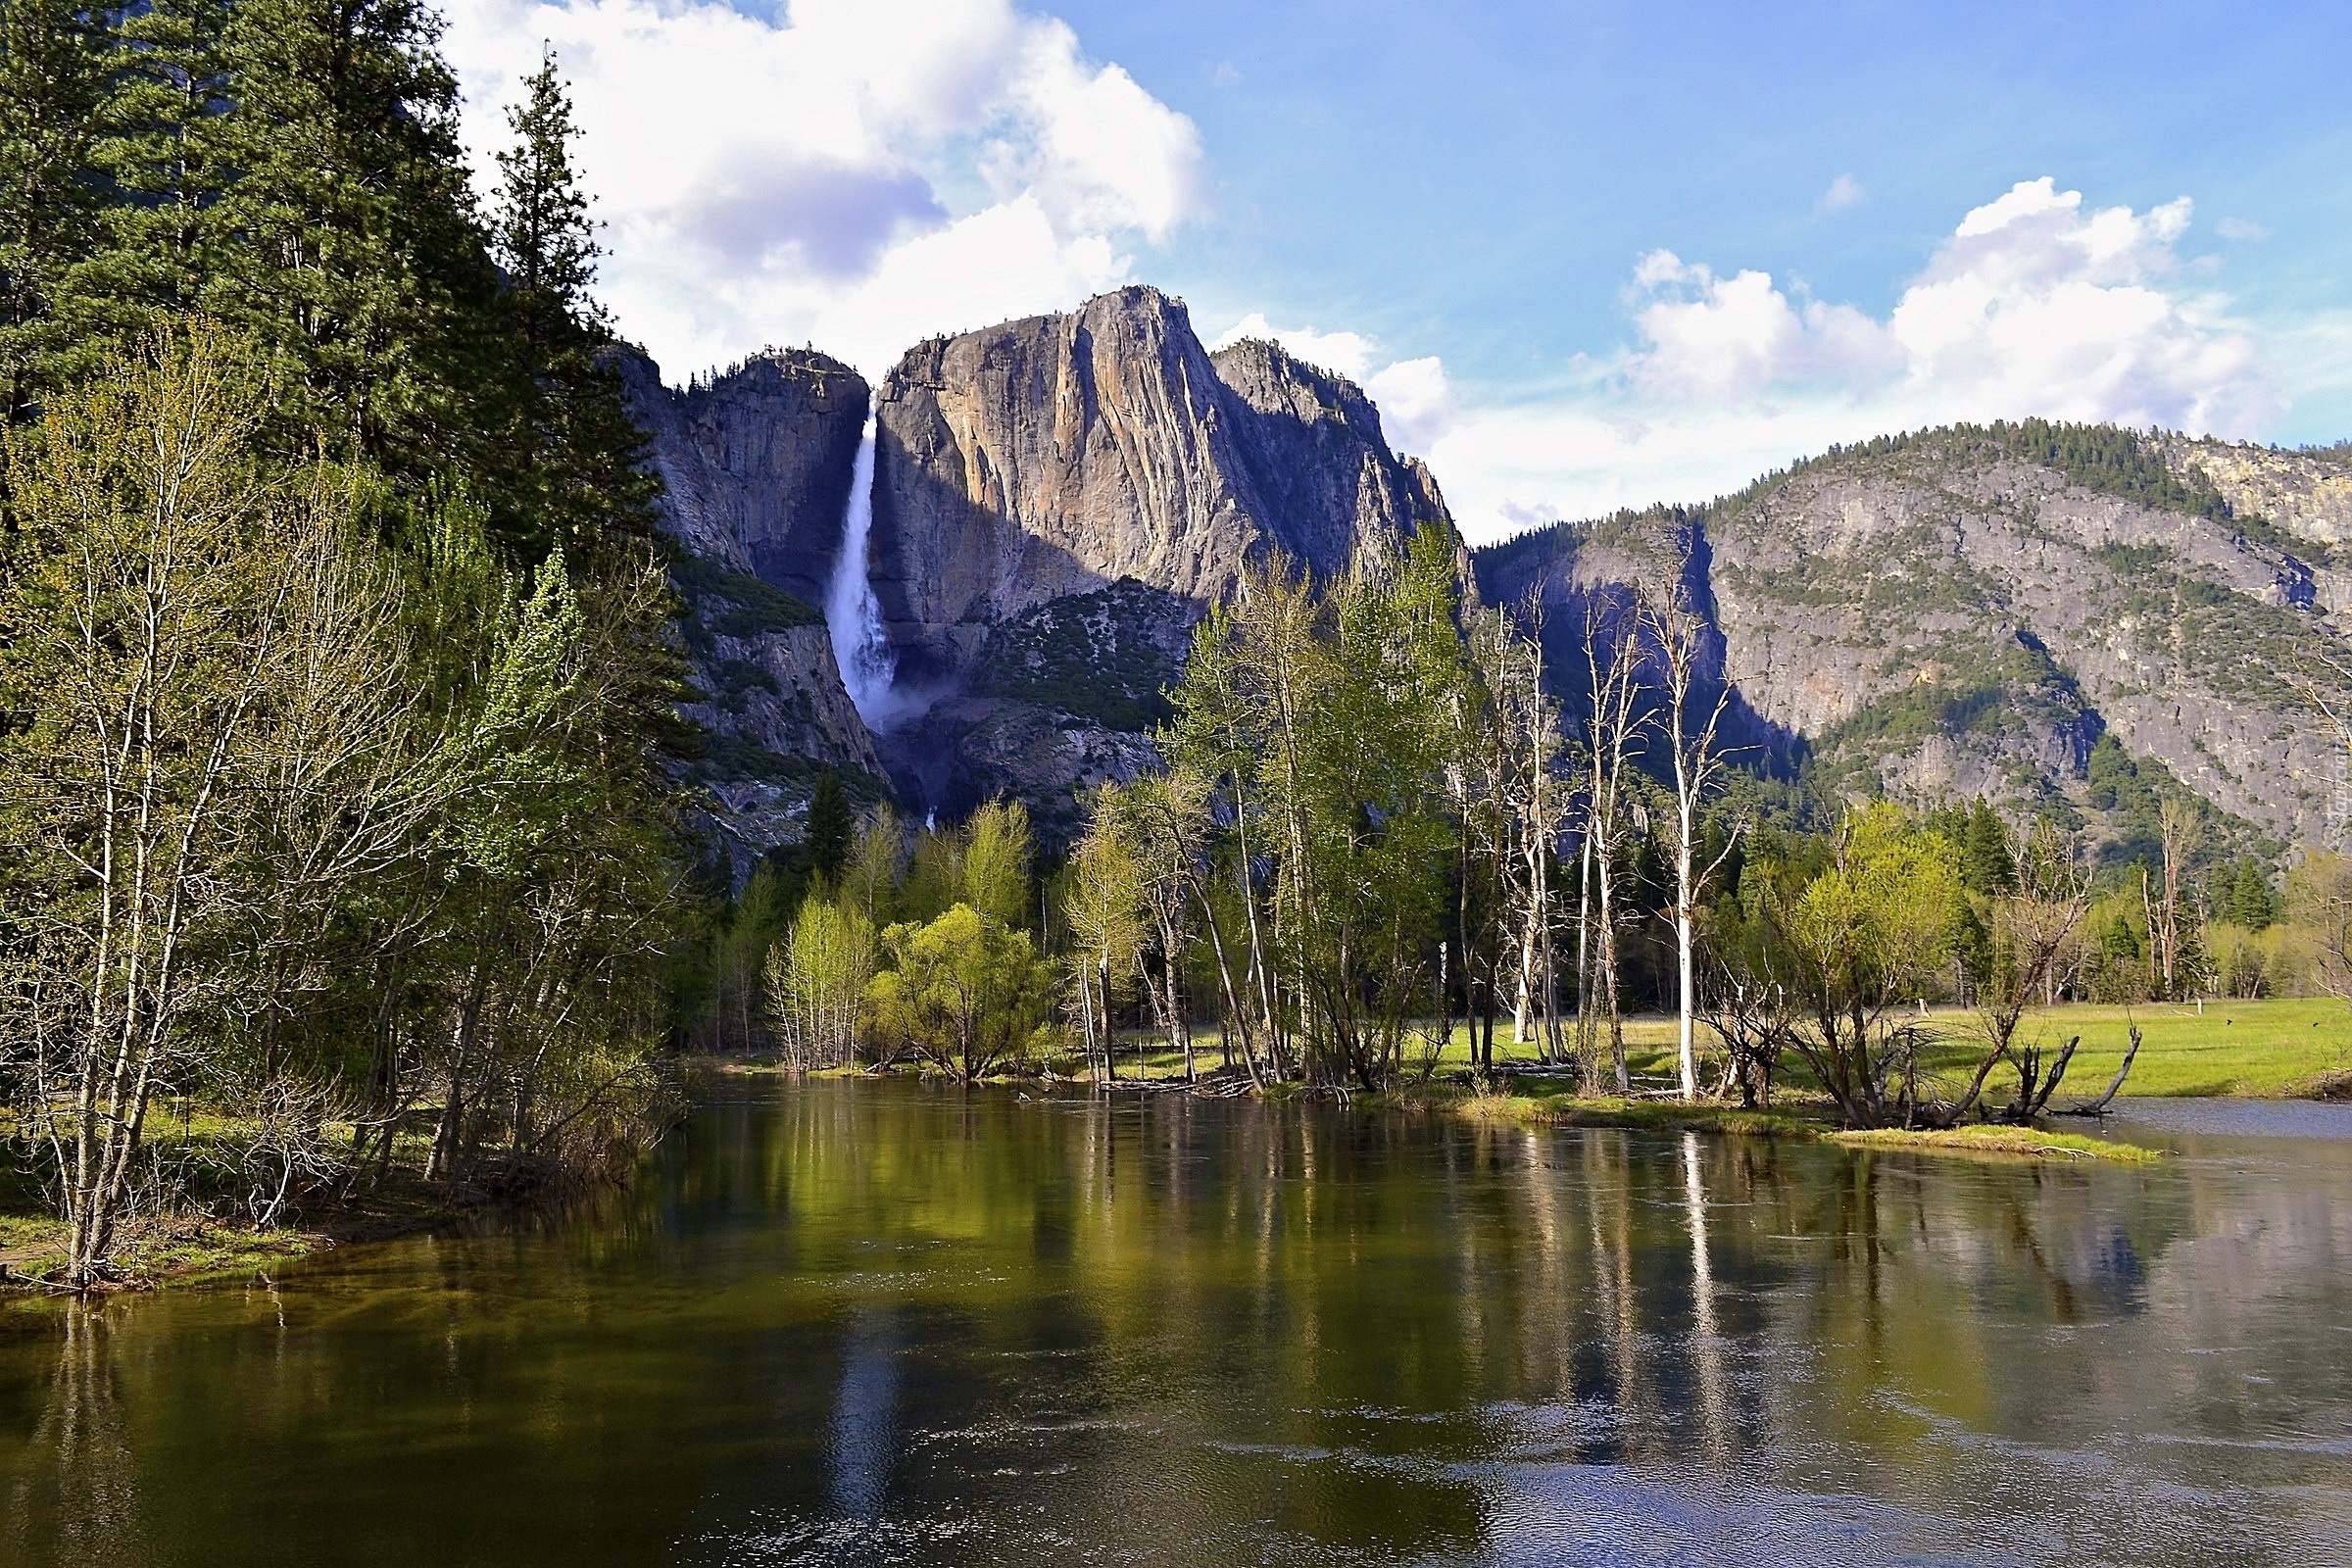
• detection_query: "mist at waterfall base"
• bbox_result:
[823,403,916,729]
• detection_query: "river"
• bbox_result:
[4,1081,2348,1565]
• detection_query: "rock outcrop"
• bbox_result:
[869,286,1446,689]
[617,348,882,858]
[1477,427,2352,854]
[619,347,870,605]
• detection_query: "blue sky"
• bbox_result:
[442,0,2352,538]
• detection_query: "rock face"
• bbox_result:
[2158,435,2352,553]
[619,347,870,604]
[1477,427,2352,854]
[620,288,2345,864]
[869,286,1446,689]
[858,286,1448,825]
[617,290,1452,850]
[616,348,883,858]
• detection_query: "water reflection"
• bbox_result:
[0,1080,2346,1566]
[825,1308,897,1521]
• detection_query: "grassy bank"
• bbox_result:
[0,1107,566,1293]
[1829,1125,2161,1163]
[1384,1081,2154,1163]
[1040,996,2352,1102]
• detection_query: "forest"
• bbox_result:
[0,0,690,1287]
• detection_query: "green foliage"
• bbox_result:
[867,905,1054,1081]
[763,892,874,1071]
[975,581,1186,731]
[801,771,856,886]
[1960,419,2234,518]
[2219,858,2278,933]
[0,17,707,1272]
[674,554,826,637]
[1960,800,2019,895]
[960,800,1036,930]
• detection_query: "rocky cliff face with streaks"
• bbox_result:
[867,286,1446,693]
[1476,426,2352,858]
[617,348,882,858]
[623,287,1453,850]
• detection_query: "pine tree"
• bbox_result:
[62,0,236,372]
[2226,858,2276,932]
[484,47,662,566]
[801,771,856,886]
[0,0,106,425]
[493,47,605,353]
[1960,800,2018,895]
[199,0,492,468]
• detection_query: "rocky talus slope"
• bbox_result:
[1477,426,2352,854]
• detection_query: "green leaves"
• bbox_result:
[870,904,1054,1081]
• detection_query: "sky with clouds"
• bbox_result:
[440,0,2352,542]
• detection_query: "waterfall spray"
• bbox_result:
[824,400,897,722]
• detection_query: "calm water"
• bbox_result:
[4,1082,2350,1567]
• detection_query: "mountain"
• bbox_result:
[622,286,1451,851]
[1476,423,2352,860]
[619,288,2345,868]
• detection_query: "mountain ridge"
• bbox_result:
[619,289,2349,865]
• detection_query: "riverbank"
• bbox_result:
[0,1166,578,1294]
[0,1106,641,1293]
[1289,999,2344,1100]
[690,1056,2161,1163]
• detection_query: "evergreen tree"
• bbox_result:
[493,46,604,351]
[61,0,235,371]
[801,771,856,886]
[1960,800,2018,895]
[0,0,105,425]
[199,0,495,471]
[484,45,662,565]
[2225,858,2276,932]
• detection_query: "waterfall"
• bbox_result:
[824,401,898,722]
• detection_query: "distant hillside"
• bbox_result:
[1476,420,2351,863]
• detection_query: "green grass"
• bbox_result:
[1909,998,2352,1100]
[1830,1125,2159,1163]
[1042,998,2351,1101]
[0,1106,499,1293]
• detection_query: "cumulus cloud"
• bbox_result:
[1425,177,2283,539]
[441,0,1206,381]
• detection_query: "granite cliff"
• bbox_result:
[616,347,882,858]
[1476,425,2352,858]
[619,290,2344,864]
[623,286,1451,850]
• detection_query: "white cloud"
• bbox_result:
[1424,177,2283,540]
[441,0,1206,382]
[2217,217,2270,242]
[1817,173,1865,213]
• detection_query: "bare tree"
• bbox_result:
[1581,599,1653,1095]
[0,328,404,1285]
[1945,819,2094,1123]
[1642,574,1743,1102]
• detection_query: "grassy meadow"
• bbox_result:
[1075,996,2352,1101]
